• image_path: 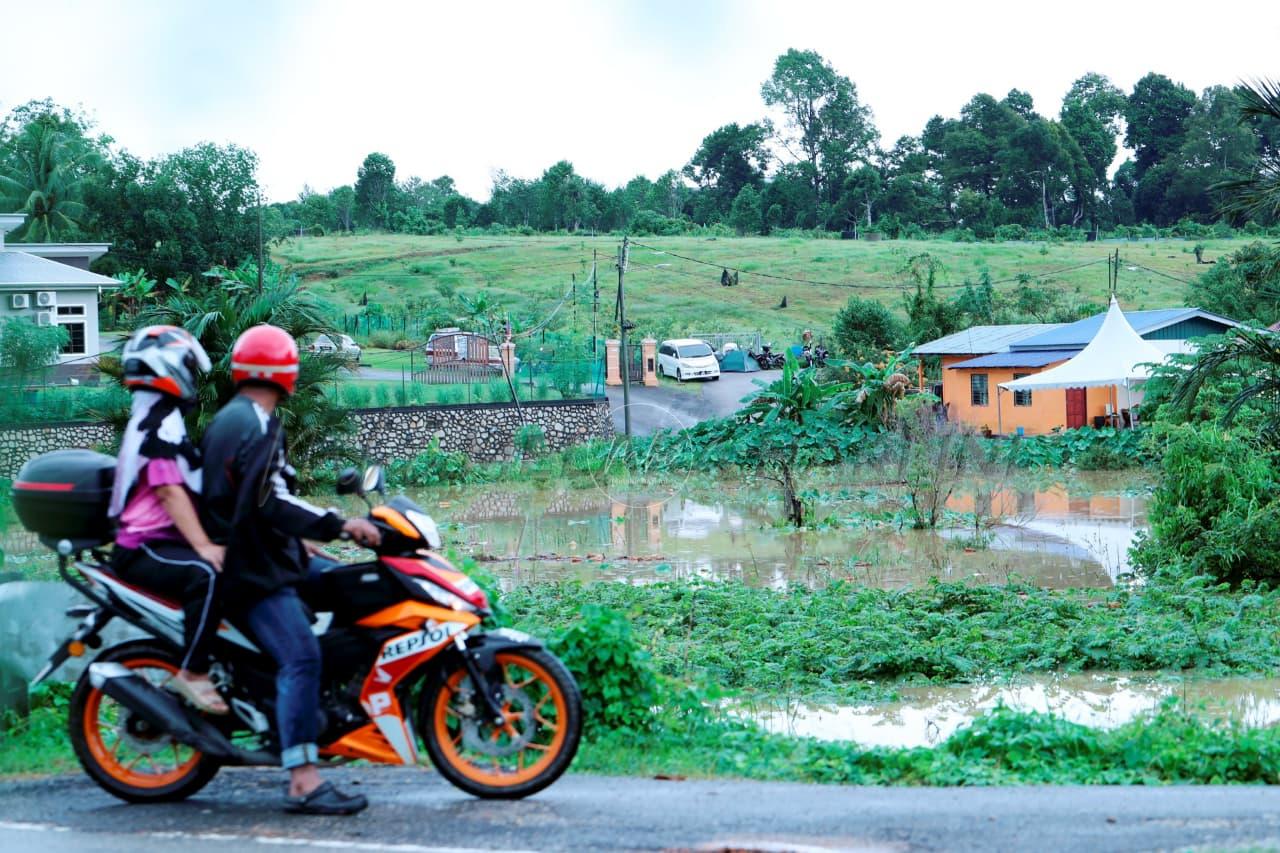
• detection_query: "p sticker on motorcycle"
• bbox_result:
[380,622,467,663]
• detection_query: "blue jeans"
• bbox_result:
[245,585,319,770]
[244,555,343,770]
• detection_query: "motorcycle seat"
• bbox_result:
[91,562,184,610]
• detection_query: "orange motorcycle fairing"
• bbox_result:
[338,613,476,765]
[356,600,480,631]
[320,723,405,765]
[370,505,419,539]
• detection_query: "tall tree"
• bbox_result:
[0,103,103,241]
[1125,73,1197,177]
[760,49,877,209]
[354,152,397,228]
[684,122,771,221]
[1059,73,1127,186]
[1217,79,1280,224]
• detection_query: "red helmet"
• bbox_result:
[231,325,299,396]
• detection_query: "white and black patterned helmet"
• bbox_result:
[121,325,212,402]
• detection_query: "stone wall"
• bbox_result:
[0,398,614,477]
[0,421,116,478]
[352,398,613,462]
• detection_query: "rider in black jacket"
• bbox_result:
[200,324,380,815]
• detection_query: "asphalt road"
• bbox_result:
[604,372,771,436]
[3,768,1280,852]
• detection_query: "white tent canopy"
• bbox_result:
[999,297,1167,392]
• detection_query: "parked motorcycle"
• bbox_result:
[750,343,785,370]
[12,450,582,803]
[799,344,829,368]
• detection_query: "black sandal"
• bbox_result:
[284,781,368,815]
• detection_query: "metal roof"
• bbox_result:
[1012,308,1239,350]
[0,250,119,288]
[911,324,1061,355]
[947,350,1080,370]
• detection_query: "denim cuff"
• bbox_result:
[281,743,319,769]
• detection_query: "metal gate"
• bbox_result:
[624,342,644,384]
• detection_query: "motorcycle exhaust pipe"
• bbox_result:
[88,662,277,766]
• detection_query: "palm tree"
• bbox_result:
[1171,326,1280,443]
[0,117,96,241]
[132,260,353,477]
[1216,79,1280,224]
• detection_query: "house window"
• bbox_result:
[970,373,989,406]
[1012,373,1033,407]
[60,322,86,355]
[55,304,87,355]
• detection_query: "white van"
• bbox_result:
[657,339,720,382]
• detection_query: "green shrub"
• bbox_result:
[514,423,547,458]
[1134,425,1280,584]
[548,604,659,733]
[384,440,472,486]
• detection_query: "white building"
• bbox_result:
[0,213,118,365]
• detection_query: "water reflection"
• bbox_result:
[428,477,1148,590]
[745,673,1280,749]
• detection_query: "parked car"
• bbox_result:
[309,333,362,362]
[657,339,720,382]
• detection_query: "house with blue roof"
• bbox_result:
[912,307,1239,435]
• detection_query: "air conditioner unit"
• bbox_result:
[35,311,54,326]
[9,293,30,310]
[35,291,57,308]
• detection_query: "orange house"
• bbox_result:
[914,309,1239,436]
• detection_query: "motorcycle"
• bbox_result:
[800,344,828,369]
[12,450,582,803]
[749,343,785,370]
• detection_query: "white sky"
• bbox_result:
[4,0,1279,202]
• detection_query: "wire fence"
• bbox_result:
[335,357,606,409]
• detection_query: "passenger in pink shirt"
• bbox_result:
[108,326,228,715]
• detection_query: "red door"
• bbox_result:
[1065,388,1087,429]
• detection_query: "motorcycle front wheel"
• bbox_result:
[419,648,582,799]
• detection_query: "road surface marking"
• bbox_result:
[0,822,538,853]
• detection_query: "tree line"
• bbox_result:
[2,52,1279,278]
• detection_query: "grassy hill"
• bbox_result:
[272,233,1248,345]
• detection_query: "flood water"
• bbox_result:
[744,673,1280,749]
[414,473,1149,590]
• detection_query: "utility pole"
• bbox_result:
[592,250,599,356]
[617,237,632,438]
[257,187,265,295]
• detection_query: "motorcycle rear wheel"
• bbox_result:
[420,648,581,799]
[68,641,221,803]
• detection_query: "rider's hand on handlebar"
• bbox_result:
[195,542,226,573]
[342,518,382,547]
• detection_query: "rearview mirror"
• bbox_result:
[362,465,385,495]
[335,467,362,496]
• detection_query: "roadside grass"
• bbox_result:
[575,701,1280,785]
[273,234,1247,344]
[506,578,1280,702]
[0,685,76,777]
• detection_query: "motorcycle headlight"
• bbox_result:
[414,577,471,612]
[404,509,443,549]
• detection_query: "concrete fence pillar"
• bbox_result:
[605,339,621,386]
[641,338,658,387]
[499,341,516,380]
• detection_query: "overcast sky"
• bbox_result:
[5,0,1279,202]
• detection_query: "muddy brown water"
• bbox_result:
[742,673,1280,748]
[406,474,1149,590]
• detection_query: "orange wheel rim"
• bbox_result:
[433,652,569,787]
[82,657,203,789]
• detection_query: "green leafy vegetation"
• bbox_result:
[506,578,1280,702]
[577,701,1280,786]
